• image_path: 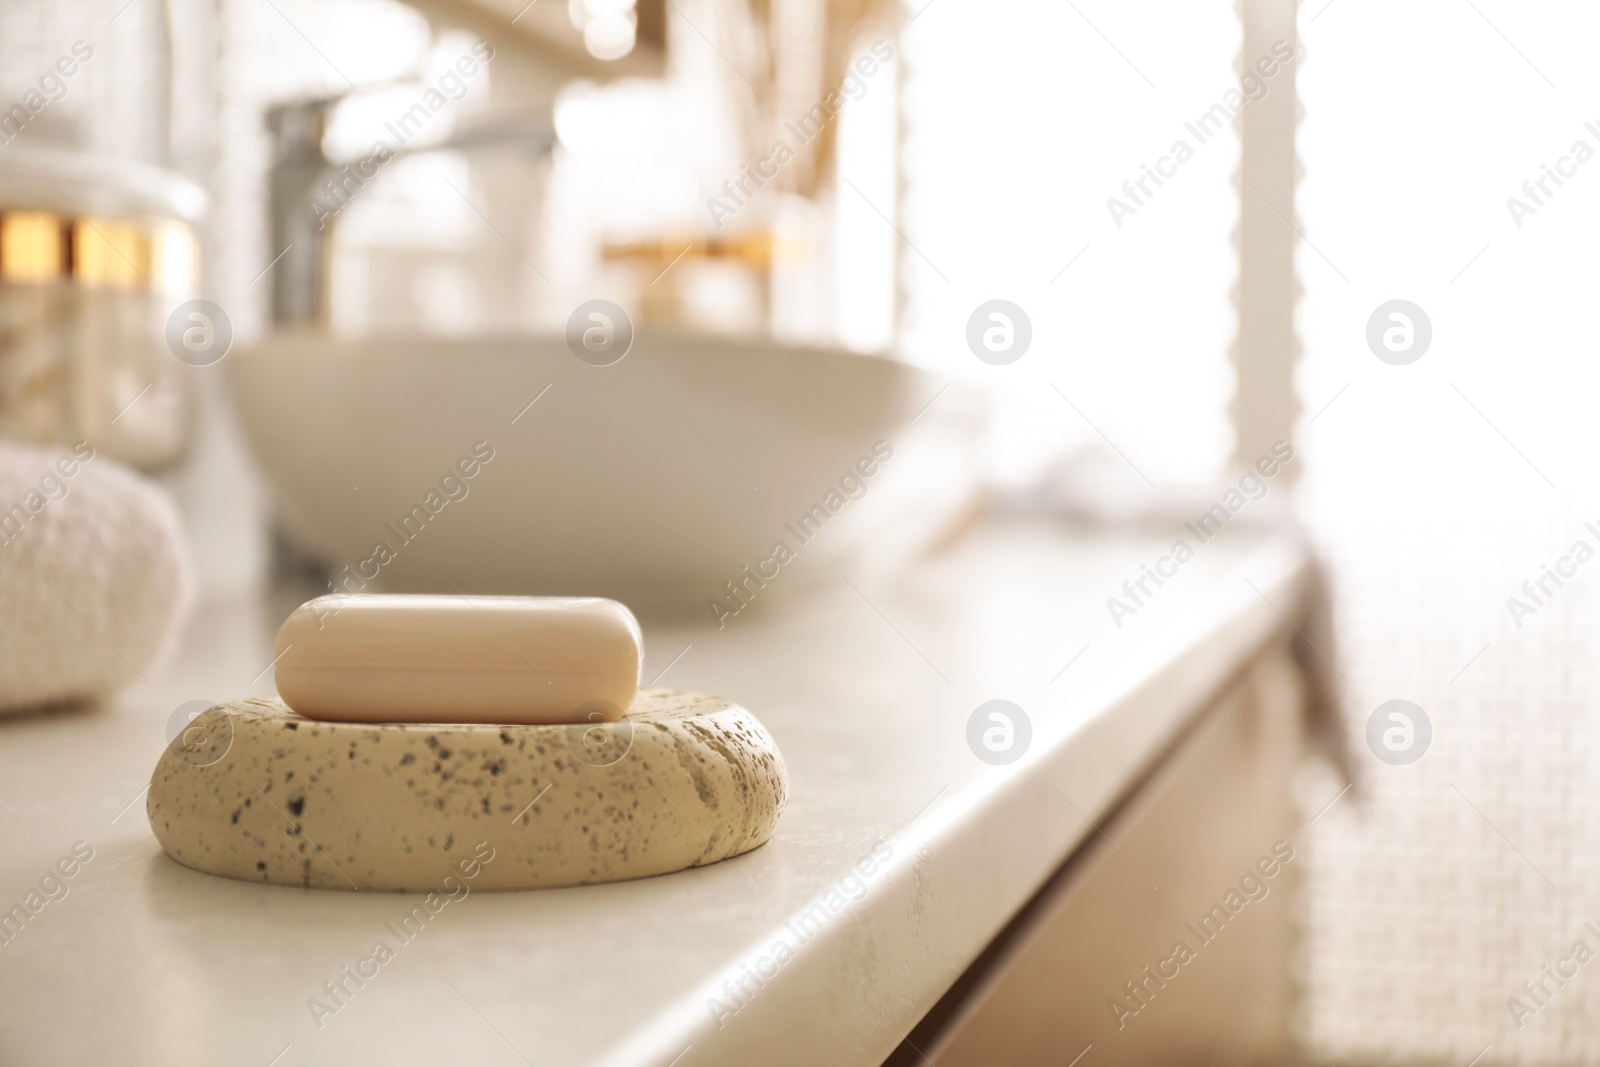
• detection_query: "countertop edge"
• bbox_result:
[594,532,1314,1067]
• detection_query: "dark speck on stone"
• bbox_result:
[284,721,298,730]
[288,797,305,817]
[499,731,513,744]
[400,753,415,765]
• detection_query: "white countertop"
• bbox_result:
[0,517,1310,1066]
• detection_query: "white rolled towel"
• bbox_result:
[0,440,193,713]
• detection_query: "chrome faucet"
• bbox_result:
[264,95,554,327]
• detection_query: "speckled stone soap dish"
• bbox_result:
[147,689,788,891]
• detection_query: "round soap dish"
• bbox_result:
[147,689,787,891]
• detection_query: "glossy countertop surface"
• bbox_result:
[0,516,1310,1066]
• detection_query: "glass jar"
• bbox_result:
[0,0,202,469]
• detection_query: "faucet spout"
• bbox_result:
[265,95,554,328]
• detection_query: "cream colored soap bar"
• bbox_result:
[274,594,641,724]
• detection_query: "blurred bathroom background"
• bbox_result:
[4,0,1600,1061]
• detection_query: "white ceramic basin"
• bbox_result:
[227,333,980,613]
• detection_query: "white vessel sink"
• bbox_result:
[228,332,981,613]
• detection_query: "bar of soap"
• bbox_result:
[147,689,788,891]
[274,594,641,725]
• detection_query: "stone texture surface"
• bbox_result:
[147,688,788,891]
